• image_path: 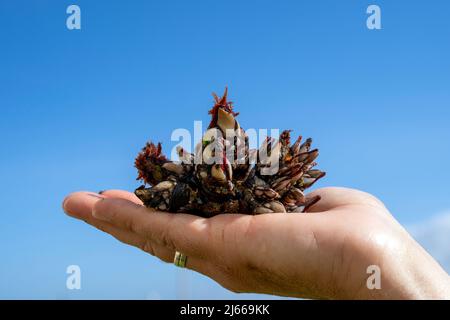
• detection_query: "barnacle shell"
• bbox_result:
[217,108,237,133]
[211,164,227,182]
[134,88,325,217]
[162,162,184,175]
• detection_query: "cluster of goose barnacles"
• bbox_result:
[134,88,325,217]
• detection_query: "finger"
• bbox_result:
[63,192,222,281]
[92,198,221,259]
[63,192,182,261]
[99,189,143,205]
[304,187,386,212]
[63,191,146,246]
[63,191,106,220]
[90,198,266,285]
[90,204,225,283]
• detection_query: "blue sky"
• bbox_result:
[0,0,449,299]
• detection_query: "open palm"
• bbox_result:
[63,187,450,299]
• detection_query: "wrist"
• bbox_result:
[355,236,450,299]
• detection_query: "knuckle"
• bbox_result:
[157,218,176,250]
[218,272,247,294]
[218,263,235,277]
[242,216,258,244]
[93,222,109,233]
[213,269,241,293]
[127,219,141,235]
[125,215,146,236]
[140,240,156,256]
[119,216,135,233]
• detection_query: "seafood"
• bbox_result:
[134,88,325,217]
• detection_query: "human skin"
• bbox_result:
[62,187,450,299]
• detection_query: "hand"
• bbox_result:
[62,187,450,299]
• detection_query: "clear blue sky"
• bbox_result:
[0,0,449,299]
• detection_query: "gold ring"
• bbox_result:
[174,251,187,268]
